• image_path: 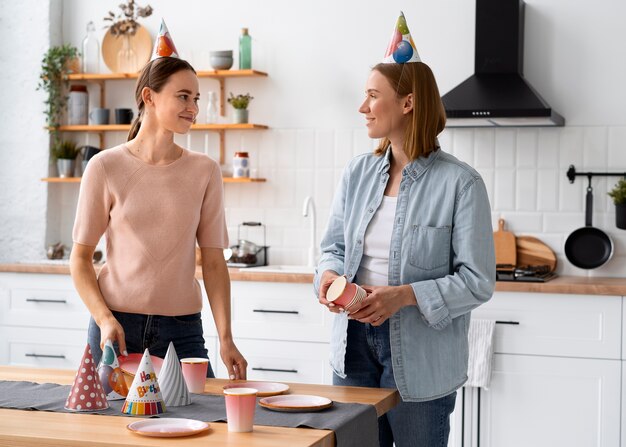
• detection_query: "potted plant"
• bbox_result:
[51,140,79,178]
[608,178,626,230]
[227,92,254,124]
[37,44,80,134]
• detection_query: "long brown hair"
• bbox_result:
[372,62,446,160]
[127,57,197,141]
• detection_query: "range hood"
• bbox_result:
[442,0,564,127]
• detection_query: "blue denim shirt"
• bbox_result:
[314,148,495,402]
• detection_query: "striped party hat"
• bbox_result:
[159,342,191,406]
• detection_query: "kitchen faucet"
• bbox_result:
[302,196,318,267]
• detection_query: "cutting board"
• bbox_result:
[516,236,557,272]
[494,219,516,267]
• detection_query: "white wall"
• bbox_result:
[1,0,625,276]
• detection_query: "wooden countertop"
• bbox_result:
[0,366,399,447]
[2,263,626,295]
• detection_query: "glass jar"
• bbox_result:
[68,85,89,125]
[233,152,250,178]
[206,91,218,123]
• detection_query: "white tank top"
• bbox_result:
[356,195,398,287]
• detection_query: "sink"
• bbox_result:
[243,265,315,274]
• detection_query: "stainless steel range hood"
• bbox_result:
[442,0,564,127]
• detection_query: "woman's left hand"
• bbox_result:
[348,285,415,326]
[220,339,248,380]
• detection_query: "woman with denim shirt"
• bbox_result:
[314,15,495,447]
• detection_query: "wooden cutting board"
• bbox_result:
[494,219,516,267]
[516,236,557,272]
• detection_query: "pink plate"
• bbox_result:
[119,353,163,376]
[223,381,290,397]
[127,418,209,438]
[259,394,333,412]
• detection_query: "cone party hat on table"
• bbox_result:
[150,18,179,61]
[96,339,128,400]
[382,11,421,64]
[121,348,166,415]
[65,344,109,411]
[159,341,191,406]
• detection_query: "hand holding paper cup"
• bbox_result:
[180,358,209,393]
[326,276,367,310]
[224,387,258,432]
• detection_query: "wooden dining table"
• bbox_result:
[0,366,399,446]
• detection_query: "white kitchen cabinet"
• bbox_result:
[448,291,623,447]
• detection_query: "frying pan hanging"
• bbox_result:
[564,182,613,269]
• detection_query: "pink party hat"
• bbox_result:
[382,11,421,64]
[159,342,191,406]
[150,19,179,61]
[121,348,166,415]
[96,339,129,400]
[65,344,109,411]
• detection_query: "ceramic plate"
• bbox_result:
[223,381,290,397]
[101,25,152,73]
[127,418,209,438]
[119,353,163,376]
[259,394,333,412]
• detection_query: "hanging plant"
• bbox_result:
[37,44,80,138]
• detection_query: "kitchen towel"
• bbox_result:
[0,380,378,447]
[466,318,496,389]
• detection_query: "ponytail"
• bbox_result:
[127,112,142,141]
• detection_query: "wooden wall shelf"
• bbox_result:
[42,177,266,184]
[67,70,268,81]
[53,124,268,132]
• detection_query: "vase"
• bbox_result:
[117,34,138,73]
[57,159,75,178]
[617,203,626,230]
[233,109,248,124]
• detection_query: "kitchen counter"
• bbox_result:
[2,263,626,295]
[0,366,399,447]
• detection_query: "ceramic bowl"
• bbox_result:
[209,50,233,70]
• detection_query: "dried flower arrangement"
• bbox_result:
[104,0,153,36]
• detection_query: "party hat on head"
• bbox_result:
[150,19,180,61]
[121,348,166,415]
[159,342,191,406]
[65,344,109,412]
[382,11,421,64]
[96,339,128,400]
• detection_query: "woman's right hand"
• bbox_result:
[318,270,343,313]
[98,315,128,356]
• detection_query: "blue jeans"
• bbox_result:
[334,319,456,447]
[87,310,215,378]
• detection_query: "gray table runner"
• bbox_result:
[0,381,378,447]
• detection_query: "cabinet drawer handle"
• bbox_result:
[252,309,299,315]
[252,367,298,374]
[25,353,66,359]
[26,298,68,304]
[495,320,520,325]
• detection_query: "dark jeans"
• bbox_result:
[87,310,215,378]
[334,319,456,447]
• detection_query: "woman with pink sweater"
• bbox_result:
[70,28,246,380]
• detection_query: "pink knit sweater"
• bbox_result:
[73,145,228,316]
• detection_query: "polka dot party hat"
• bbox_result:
[121,348,166,416]
[64,344,109,412]
[96,339,129,401]
[159,342,191,407]
[150,18,179,61]
[382,11,421,64]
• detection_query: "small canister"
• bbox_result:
[68,85,89,125]
[233,152,250,178]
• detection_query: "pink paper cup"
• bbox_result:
[180,358,209,393]
[326,276,367,309]
[224,387,258,432]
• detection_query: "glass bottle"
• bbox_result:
[206,91,218,124]
[81,21,100,73]
[117,33,137,73]
[239,28,252,69]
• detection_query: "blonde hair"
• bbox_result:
[372,62,446,159]
[127,57,196,141]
